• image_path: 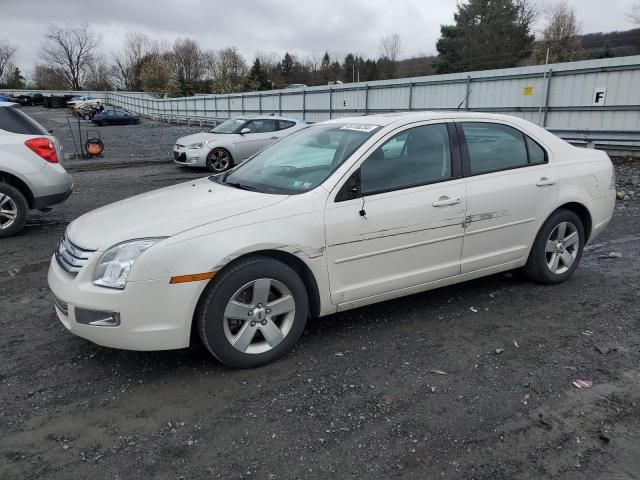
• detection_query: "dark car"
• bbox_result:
[17,95,33,106]
[91,107,140,126]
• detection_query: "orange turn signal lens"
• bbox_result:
[169,272,216,284]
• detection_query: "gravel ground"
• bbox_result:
[1,107,639,480]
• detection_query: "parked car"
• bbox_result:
[91,107,139,126]
[31,93,44,106]
[48,112,615,368]
[66,95,104,108]
[17,95,33,106]
[173,115,307,172]
[0,102,73,237]
[0,95,10,102]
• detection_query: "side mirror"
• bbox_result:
[240,127,251,135]
[335,169,361,202]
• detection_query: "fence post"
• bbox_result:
[328,87,332,120]
[302,90,306,121]
[543,69,553,128]
[465,76,471,111]
[241,94,245,116]
[408,82,414,111]
[259,94,262,115]
[278,92,282,116]
[227,96,231,118]
[364,85,369,115]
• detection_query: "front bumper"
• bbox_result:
[47,254,206,351]
[173,146,207,167]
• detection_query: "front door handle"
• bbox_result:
[536,177,556,187]
[270,136,279,140]
[432,196,461,207]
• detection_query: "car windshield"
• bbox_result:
[220,123,381,195]
[211,118,246,134]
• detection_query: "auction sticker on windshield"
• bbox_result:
[339,124,379,133]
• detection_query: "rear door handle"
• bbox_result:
[536,177,556,187]
[432,196,461,207]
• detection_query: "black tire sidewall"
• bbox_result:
[0,183,28,238]
[198,257,309,368]
[206,148,233,173]
[527,209,585,284]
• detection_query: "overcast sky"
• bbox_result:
[2,0,638,74]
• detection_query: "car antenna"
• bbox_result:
[457,88,472,110]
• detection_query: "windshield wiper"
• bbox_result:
[224,181,259,192]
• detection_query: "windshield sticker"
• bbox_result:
[289,180,313,190]
[339,124,379,133]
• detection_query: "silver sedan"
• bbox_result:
[173,116,307,172]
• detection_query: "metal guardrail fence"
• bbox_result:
[3,55,640,152]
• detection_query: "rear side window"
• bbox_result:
[462,122,548,174]
[0,107,48,135]
[247,119,277,133]
[278,120,296,131]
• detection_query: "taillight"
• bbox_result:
[25,138,58,163]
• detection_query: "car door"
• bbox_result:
[325,122,467,305]
[233,119,278,160]
[457,121,558,274]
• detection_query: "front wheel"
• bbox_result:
[524,209,585,284]
[196,256,309,368]
[206,148,233,173]
[0,183,29,238]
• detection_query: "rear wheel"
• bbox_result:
[0,183,28,238]
[206,148,233,173]
[197,256,308,368]
[524,209,584,284]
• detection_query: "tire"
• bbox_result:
[196,256,309,368]
[524,209,585,285]
[0,182,29,238]
[206,148,233,173]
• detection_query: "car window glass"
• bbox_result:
[247,119,277,133]
[278,120,296,131]
[0,107,48,135]
[526,136,546,164]
[462,123,528,174]
[361,124,452,195]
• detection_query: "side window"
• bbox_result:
[247,119,277,133]
[526,136,547,164]
[462,123,528,174]
[278,120,296,131]
[361,124,452,195]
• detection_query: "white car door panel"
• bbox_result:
[325,122,466,304]
[233,119,278,160]
[457,121,558,274]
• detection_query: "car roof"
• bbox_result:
[236,115,304,123]
[320,111,538,128]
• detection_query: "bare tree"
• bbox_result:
[531,1,582,64]
[379,34,402,63]
[0,39,17,80]
[172,37,204,94]
[85,54,112,91]
[112,32,155,91]
[628,2,640,24]
[31,64,68,90]
[139,53,179,98]
[40,24,98,90]
[204,47,247,93]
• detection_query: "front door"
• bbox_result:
[234,119,278,160]
[325,122,467,305]
[457,121,559,273]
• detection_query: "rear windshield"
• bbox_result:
[0,107,48,135]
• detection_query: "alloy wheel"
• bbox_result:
[545,221,579,275]
[223,278,296,354]
[209,149,231,172]
[0,194,18,230]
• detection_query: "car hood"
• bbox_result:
[66,177,288,250]
[176,132,237,146]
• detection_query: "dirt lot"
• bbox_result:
[1,107,639,480]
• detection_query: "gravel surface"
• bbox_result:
[1,107,639,480]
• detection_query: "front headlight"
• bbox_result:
[93,238,165,289]
[188,140,212,149]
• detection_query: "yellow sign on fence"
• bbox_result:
[523,87,534,96]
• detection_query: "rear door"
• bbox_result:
[457,121,558,273]
[233,119,278,160]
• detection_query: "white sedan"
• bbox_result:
[48,112,616,368]
[173,115,307,172]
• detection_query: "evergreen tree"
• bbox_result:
[8,67,25,89]
[280,52,294,81]
[434,0,536,73]
[244,58,272,91]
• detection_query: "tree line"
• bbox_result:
[1,0,639,96]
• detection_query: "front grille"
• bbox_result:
[52,293,69,316]
[55,233,95,276]
[174,151,186,162]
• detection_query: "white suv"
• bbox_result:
[0,102,73,237]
